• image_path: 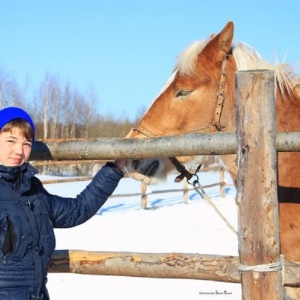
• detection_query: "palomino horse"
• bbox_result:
[125,21,300,297]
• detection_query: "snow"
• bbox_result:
[40,171,241,299]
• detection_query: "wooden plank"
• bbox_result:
[49,250,300,287]
[235,70,282,299]
[29,132,300,161]
[49,250,240,283]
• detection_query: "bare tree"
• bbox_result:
[36,74,62,139]
[83,86,98,137]
[0,68,138,140]
[0,67,26,109]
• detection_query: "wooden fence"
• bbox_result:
[36,164,229,208]
[30,70,300,299]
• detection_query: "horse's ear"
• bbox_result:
[215,21,234,62]
[202,21,234,64]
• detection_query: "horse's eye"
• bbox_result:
[175,89,192,98]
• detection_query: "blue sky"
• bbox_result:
[0,1,299,120]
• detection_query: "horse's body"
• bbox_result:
[125,21,300,298]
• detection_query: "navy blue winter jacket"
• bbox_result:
[0,162,123,299]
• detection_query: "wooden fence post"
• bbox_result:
[236,70,282,299]
[220,168,226,197]
[141,182,148,209]
[183,178,189,204]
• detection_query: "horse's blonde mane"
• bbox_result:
[175,39,298,97]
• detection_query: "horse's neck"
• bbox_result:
[276,93,300,131]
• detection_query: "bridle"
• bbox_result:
[132,56,228,182]
[214,57,227,131]
[131,56,237,235]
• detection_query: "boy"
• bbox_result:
[0,106,125,299]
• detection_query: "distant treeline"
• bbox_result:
[0,68,146,139]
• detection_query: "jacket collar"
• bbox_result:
[0,163,38,193]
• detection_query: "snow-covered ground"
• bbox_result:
[39,170,241,299]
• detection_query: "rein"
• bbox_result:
[132,123,237,235]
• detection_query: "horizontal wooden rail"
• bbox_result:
[109,181,230,199]
[49,250,300,287]
[30,132,300,161]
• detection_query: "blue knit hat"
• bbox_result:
[0,107,35,136]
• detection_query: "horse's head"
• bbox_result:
[124,22,237,184]
[124,21,300,184]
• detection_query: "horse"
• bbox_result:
[124,21,300,298]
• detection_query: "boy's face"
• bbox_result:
[0,127,32,166]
